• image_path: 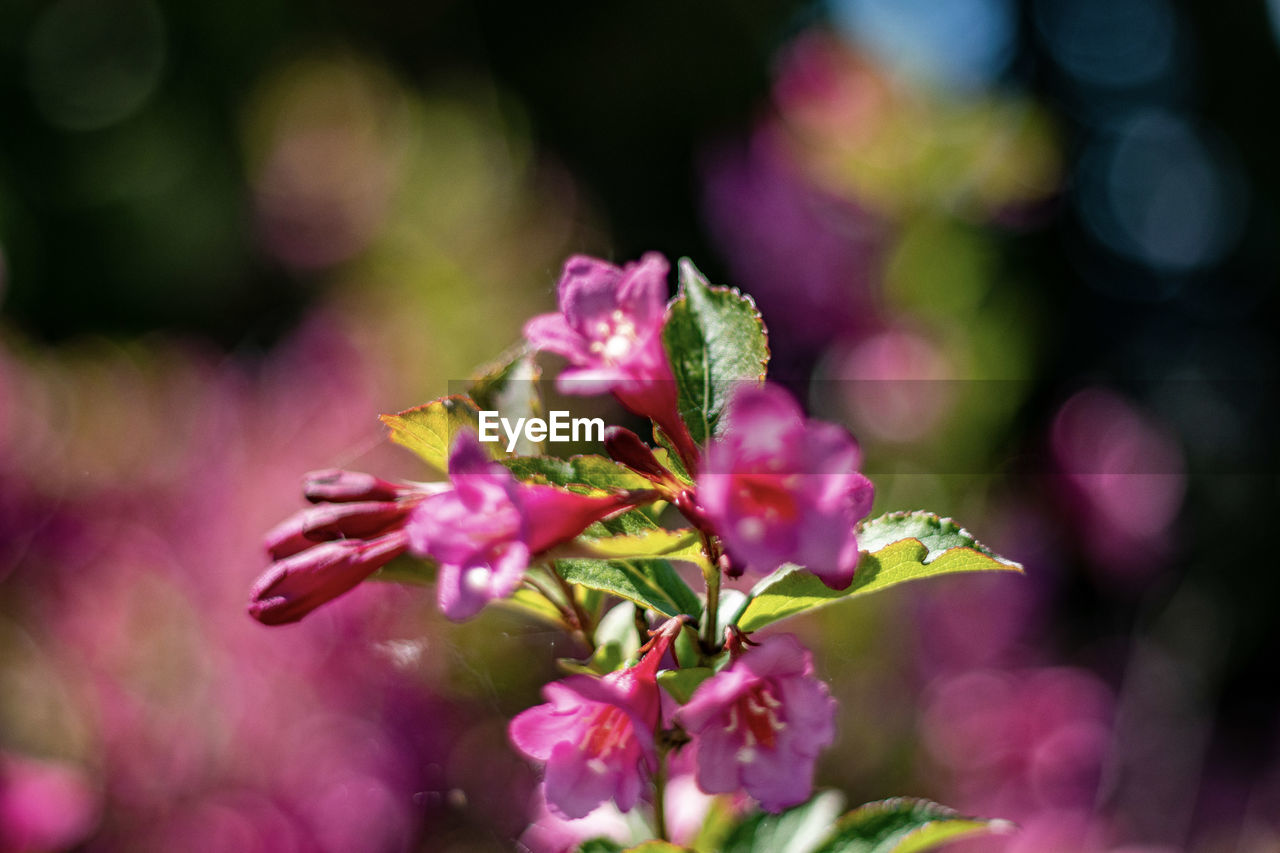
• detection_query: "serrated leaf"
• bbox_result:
[658,667,715,704]
[470,345,544,455]
[504,454,652,493]
[812,798,1014,853]
[379,395,486,472]
[661,258,770,445]
[732,512,1022,632]
[558,559,702,619]
[722,790,845,853]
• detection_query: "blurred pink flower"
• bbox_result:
[0,754,99,853]
[407,433,643,621]
[509,619,682,819]
[675,633,836,812]
[524,253,696,464]
[1051,389,1185,579]
[698,384,873,587]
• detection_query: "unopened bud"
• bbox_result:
[603,426,672,484]
[303,469,402,503]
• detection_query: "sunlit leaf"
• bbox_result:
[722,790,845,853]
[812,798,1014,853]
[732,512,1022,632]
[379,395,485,472]
[504,454,652,493]
[661,258,770,445]
[567,528,704,564]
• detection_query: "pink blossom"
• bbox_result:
[697,384,873,588]
[509,619,682,820]
[675,633,836,813]
[407,434,643,621]
[523,253,696,464]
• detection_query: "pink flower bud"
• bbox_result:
[675,633,836,812]
[509,618,683,819]
[248,530,408,626]
[697,383,873,589]
[604,425,677,487]
[264,501,410,560]
[302,468,403,503]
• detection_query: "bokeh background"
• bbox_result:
[2,0,1279,850]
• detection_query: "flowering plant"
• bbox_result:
[250,253,1024,851]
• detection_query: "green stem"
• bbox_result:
[699,533,724,655]
[548,564,595,648]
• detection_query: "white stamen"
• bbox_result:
[587,758,609,775]
[738,518,766,542]
[602,333,632,361]
[737,747,758,764]
[463,566,491,595]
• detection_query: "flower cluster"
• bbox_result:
[250,251,1017,847]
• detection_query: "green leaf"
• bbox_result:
[469,345,544,455]
[658,666,715,704]
[812,798,1014,853]
[569,528,705,564]
[498,586,569,627]
[557,559,702,619]
[732,512,1023,633]
[368,554,436,586]
[722,790,845,853]
[379,395,485,472]
[504,454,652,493]
[577,841,625,853]
[661,258,770,445]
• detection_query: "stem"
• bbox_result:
[701,560,721,653]
[522,575,579,629]
[653,743,670,842]
[548,563,596,648]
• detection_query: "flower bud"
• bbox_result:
[249,530,408,626]
[302,468,403,503]
[603,426,673,485]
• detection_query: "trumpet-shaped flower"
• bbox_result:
[524,253,696,464]
[697,383,873,588]
[509,618,683,819]
[406,434,642,621]
[675,634,836,812]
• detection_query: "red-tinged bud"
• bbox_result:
[303,469,403,503]
[249,530,408,626]
[263,501,410,560]
[604,426,676,486]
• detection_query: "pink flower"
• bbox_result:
[675,633,836,812]
[697,384,873,588]
[250,469,422,625]
[509,618,683,820]
[407,434,645,621]
[524,253,696,465]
